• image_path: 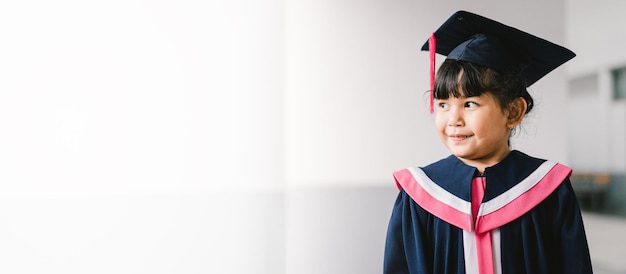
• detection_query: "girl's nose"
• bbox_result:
[447,109,464,127]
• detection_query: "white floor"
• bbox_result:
[583,212,626,274]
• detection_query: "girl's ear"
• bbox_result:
[506,97,527,129]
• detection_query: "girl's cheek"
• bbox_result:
[434,114,446,128]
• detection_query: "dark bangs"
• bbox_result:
[433,59,533,113]
[433,60,493,99]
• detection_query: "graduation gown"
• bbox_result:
[383,150,593,274]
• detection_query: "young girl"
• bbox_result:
[383,11,593,274]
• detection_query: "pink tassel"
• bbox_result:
[429,32,436,114]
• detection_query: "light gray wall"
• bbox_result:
[566,0,626,172]
[0,1,284,273]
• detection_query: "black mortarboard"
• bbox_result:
[421,10,576,87]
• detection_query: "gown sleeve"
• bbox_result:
[552,178,593,273]
[384,190,410,273]
[383,190,431,274]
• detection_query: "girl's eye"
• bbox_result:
[438,102,449,109]
[465,101,478,108]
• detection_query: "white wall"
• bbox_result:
[566,0,626,172]
[0,1,283,273]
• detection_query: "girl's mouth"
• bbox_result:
[449,134,471,142]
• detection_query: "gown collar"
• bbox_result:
[421,150,546,202]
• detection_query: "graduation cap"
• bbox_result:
[421,10,576,113]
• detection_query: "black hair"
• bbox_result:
[433,59,534,114]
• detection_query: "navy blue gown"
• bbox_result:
[383,150,593,274]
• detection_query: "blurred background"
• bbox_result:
[0,0,624,273]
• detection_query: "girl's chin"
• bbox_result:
[447,148,481,161]
[446,146,474,157]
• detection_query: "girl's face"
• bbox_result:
[435,92,515,171]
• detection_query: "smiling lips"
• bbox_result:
[448,134,472,142]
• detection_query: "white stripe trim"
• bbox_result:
[492,229,502,274]
[408,167,471,214]
[479,161,557,216]
[463,230,479,274]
